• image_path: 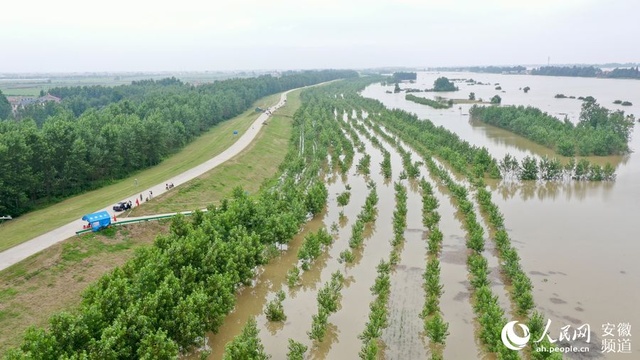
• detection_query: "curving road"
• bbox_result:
[0,90,293,271]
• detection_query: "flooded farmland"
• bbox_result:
[200,73,639,359]
[363,72,640,358]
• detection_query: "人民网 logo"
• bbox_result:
[501,321,531,351]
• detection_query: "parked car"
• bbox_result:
[113,201,132,212]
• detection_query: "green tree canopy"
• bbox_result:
[0,90,11,120]
[432,77,458,92]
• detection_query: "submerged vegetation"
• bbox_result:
[297,228,333,270]
[470,99,635,156]
[264,290,287,322]
[498,154,616,181]
[358,261,392,358]
[337,191,351,206]
[356,154,371,175]
[308,271,345,342]
[223,318,270,360]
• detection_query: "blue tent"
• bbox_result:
[82,211,112,232]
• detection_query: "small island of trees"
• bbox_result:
[405,94,452,109]
[392,72,417,82]
[470,99,635,156]
[426,77,458,92]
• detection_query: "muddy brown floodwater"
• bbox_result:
[363,72,640,359]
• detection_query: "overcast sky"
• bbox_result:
[3,0,639,72]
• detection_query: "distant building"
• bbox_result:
[19,97,38,107]
[7,96,22,113]
[38,94,61,104]
[8,93,61,114]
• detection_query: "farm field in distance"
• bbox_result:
[0,71,264,97]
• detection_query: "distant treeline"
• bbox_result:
[470,99,635,156]
[531,66,640,79]
[430,66,526,73]
[531,66,600,77]
[391,72,417,82]
[425,65,640,79]
[0,70,357,216]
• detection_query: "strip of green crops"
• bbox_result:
[3,80,367,359]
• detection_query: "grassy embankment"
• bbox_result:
[0,92,280,252]
[0,89,300,354]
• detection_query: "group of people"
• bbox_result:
[165,183,174,190]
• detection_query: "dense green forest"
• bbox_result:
[0,91,10,120]
[469,99,635,156]
[0,70,356,217]
[3,78,367,359]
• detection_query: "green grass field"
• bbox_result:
[0,222,167,354]
[0,92,281,252]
